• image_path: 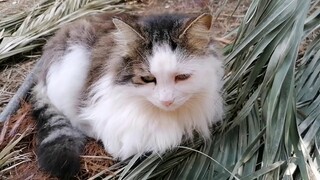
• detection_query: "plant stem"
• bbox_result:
[0,59,42,122]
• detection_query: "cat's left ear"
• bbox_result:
[179,13,212,49]
[112,17,145,46]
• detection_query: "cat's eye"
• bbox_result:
[175,74,191,82]
[141,76,156,83]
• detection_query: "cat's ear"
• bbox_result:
[179,13,212,49]
[112,17,145,45]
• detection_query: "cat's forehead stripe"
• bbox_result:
[142,14,187,51]
[150,44,179,75]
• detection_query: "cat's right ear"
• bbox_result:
[112,18,145,46]
[179,14,213,50]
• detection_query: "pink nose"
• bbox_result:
[162,100,173,107]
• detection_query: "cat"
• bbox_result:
[31,12,224,179]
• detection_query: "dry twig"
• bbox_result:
[0,59,43,123]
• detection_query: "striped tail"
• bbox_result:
[31,83,86,179]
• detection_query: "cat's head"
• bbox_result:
[111,13,221,111]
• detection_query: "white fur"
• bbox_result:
[77,44,224,160]
[45,43,223,160]
[47,44,91,120]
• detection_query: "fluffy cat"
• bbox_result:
[32,12,224,178]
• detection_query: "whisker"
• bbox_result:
[135,48,148,63]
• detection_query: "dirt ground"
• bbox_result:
[0,0,250,179]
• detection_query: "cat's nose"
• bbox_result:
[162,100,173,107]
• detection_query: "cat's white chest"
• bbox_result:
[99,105,184,159]
[79,78,187,159]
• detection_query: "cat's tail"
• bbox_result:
[31,82,86,179]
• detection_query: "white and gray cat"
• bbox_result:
[32,12,224,178]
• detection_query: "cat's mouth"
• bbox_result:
[159,105,179,111]
[149,101,179,112]
[153,100,186,112]
[155,96,192,112]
